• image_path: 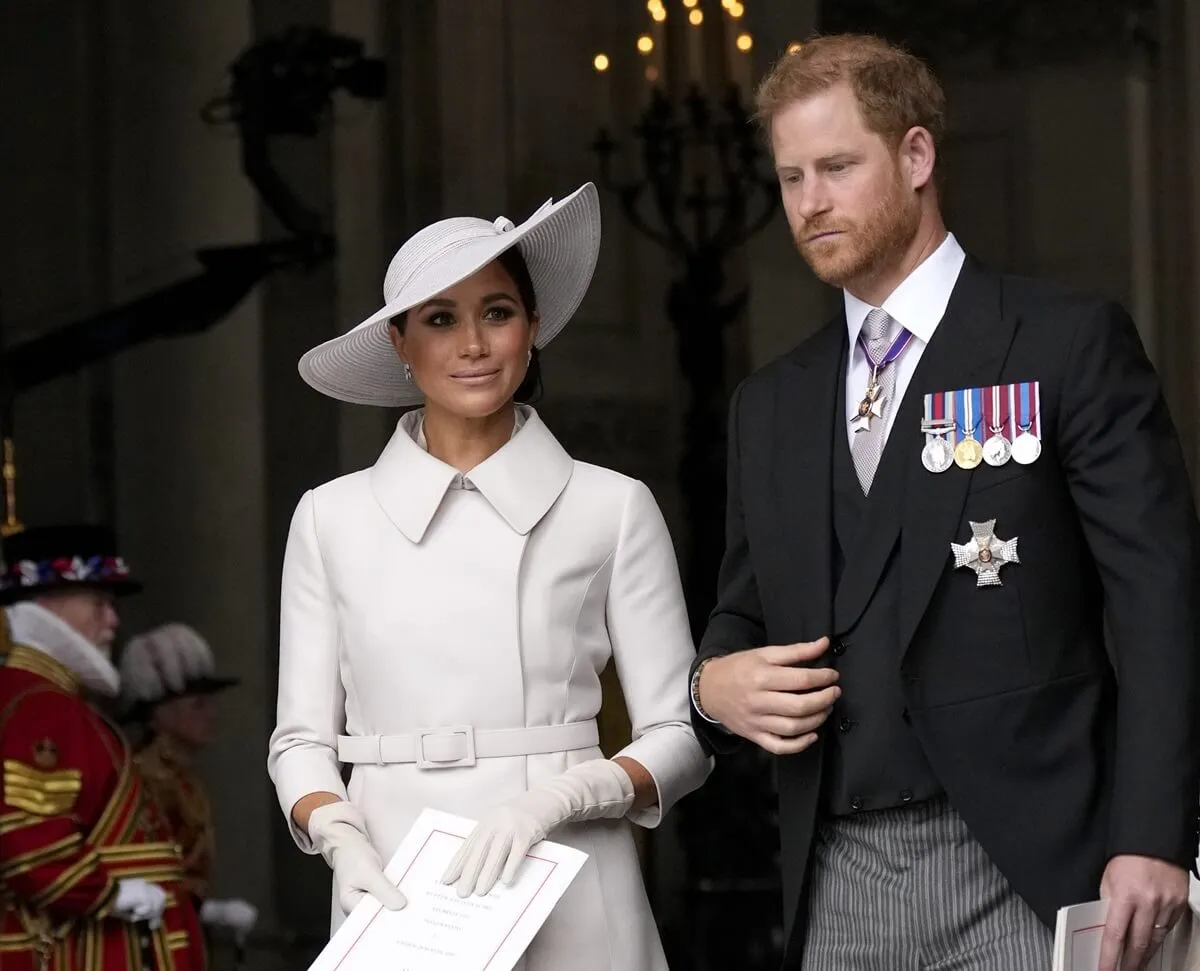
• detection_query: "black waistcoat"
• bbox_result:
[821,366,943,816]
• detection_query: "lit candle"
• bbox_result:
[593,53,612,129]
[650,14,667,92]
[732,30,753,99]
[687,6,705,87]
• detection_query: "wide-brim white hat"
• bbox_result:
[298,182,601,406]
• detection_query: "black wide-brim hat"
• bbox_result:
[121,674,240,725]
[0,524,142,606]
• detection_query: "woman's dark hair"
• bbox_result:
[390,245,543,403]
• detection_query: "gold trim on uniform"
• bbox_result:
[80,921,100,971]
[97,841,180,861]
[123,923,142,971]
[0,832,82,879]
[4,646,79,694]
[86,876,117,918]
[89,763,135,847]
[0,809,43,836]
[0,930,33,952]
[3,759,82,815]
[28,849,99,909]
[153,925,175,971]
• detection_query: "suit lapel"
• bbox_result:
[775,318,844,642]
[832,259,1016,637]
[898,260,1017,655]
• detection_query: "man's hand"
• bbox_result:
[697,639,840,754]
[1098,854,1188,971]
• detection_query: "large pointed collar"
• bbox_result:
[4,601,121,697]
[369,405,574,543]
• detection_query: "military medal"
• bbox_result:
[953,387,984,470]
[850,375,885,434]
[1010,381,1042,465]
[922,434,954,473]
[981,384,1011,467]
[920,391,955,473]
[951,519,1019,587]
[850,325,914,434]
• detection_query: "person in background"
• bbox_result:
[119,622,259,947]
[0,525,206,970]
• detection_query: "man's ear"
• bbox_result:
[900,125,936,191]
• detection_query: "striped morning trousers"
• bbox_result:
[801,797,1053,970]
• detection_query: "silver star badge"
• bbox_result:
[950,519,1019,587]
[849,389,886,434]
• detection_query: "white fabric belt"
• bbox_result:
[336,720,600,768]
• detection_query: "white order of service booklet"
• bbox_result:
[308,809,588,971]
[1054,888,1200,971]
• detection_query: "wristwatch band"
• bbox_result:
[690,658,722,724]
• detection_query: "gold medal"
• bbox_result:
[954,436,983,469]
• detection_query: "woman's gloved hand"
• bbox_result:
[442,759,635,897]
[308,801,407,914]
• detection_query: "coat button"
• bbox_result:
[900,789,913,803]
[833,639,847,657]
[901,708,911,724]
[839,717,854,733]
[850,796,864,811]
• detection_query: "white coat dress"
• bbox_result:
[268,405,712,971]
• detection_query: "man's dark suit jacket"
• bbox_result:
[692,257,1200,966]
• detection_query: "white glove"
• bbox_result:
[199,898,259,939]
[110,879,167,927]
[307,801,407,914]
[442,759,635,897]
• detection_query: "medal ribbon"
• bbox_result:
[955,387,981,442]
[984,384,1011,438]
[1016,381,1041,436]
[857,327,914,371]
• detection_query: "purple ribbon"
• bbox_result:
[857,326,914,371]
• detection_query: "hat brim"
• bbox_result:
[298,182,602,407]
[119,675,240,724]
[0,577,142,607]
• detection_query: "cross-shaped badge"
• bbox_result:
[850,385,886,434]
[951,519,1019,587]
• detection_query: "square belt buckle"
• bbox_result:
[415,726,477,769]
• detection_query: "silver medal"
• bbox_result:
[1010,431,1041,465]
[982,432,1011,467]
[922,436,954,474]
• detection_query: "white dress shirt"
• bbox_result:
[843,233,966,449]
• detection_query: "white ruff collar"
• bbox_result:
[5,602,121,696]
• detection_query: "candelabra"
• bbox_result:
[590,3,786,967]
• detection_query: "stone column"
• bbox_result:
[1151,0,1200,475]
[0,1,104,524]
[103,0,278,944]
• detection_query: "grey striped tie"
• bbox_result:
[850,308,898,494]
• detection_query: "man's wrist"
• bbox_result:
[691,658,723,725]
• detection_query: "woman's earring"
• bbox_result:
[526,348,532,366]
[403,362,413,382]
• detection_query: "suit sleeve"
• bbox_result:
[1058,301,1200,870]
[606,479,713,827]
[0,692,117,921]
[691,380,769,753]
[267,489,349,853]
